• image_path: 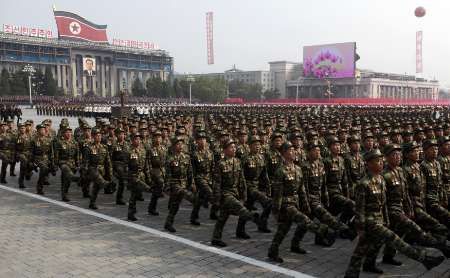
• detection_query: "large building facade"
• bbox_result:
[0,32,173,96]
[286,70,440,100]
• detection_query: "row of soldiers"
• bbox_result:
[1,105,450,277]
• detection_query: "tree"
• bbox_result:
[191,76,227,103]
[32,69,45,96]
[172,78,183,98]
[0,69,11,96]
[245,84,263,100]
[264,88,281,100]
[9,71,27,95]
[131,77,146,97]
[146,77,163,98]
[43,66,57,96]
[161,81,171,98]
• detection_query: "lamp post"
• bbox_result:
[23,64,35,108]
[186,75,195,104]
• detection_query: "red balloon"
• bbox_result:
[415,6,426,17]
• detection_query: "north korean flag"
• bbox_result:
[54,10,108,43]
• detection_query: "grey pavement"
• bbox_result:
[0,108,448,278]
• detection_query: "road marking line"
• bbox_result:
[0,184,313,278]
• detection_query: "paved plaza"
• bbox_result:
[0,109,448,277]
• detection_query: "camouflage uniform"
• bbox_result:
[127,141,151,220]
[0,127,14,183]
[211,140,260,246]
[14,128,32,188]
[30,127,54,194]
[190,140,214,223]
[345,170,430,278]
[85,136,113,209]
[147,142,167,215]
[437,154,450,208]
[54,130,79,201]
[344,150,365,200]
[78,135,93,198]
[110,136,130,204]
[268,153,332,262]
[164,139,195,232]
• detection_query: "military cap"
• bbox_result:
[259,130,268,136]
[172,136,185,145]
[438,136,450,146]
[362,132,374,140]
[364,149,383,162]
[306,140,321,150]
[36,124,46,129]
[82,123,91,129]
[271,132,283,141]
[403,141,420,153]
[17,123,25,128]
[91,128,101,135]
[222,138,235,149]
[327,136,340,146]
[383,144,402,155]
[402,130,413,136]
[152,130,162,137]
[434,125,443,131]
[390,129,401,136]
[62,126,72,132]
[131,133,142,139]
[195,132,208,139]
[238,130,248,136]
[306,130,319,139]
[219,130,228,137]
[288,132,303,141]
[347,135,361,143]
[108,124,116,130]
[115,127,125,134]
[281,141,294,153]
[422,139,438,150]
[248,135,262,144]
[0,122,6,126]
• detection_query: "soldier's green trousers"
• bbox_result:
[88,167,110,206]
[414,208,448,241]
[165,185,194,226]
[190,177,213,221]
[60,164,78,200]
[269,204,322,252]
[366,213,439,262]
[18,154,31,188]
[427,202,450,229]
[36,159,50,194]
[113,162,127,202]
[212,194,256,241]
[148,169,164,213]
[128,177,150,216]
[344,222,424,278]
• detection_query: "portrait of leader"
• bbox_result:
[83,57,96,76]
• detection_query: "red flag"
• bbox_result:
[54,10,108,43]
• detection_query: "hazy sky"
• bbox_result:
[1,0,449,85]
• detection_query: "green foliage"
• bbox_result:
[263,88,281,100]
[9,71,27,95]
[190,76,227,103]
[0,69,11,96]
[228,80,263,100]
[131,77,146,97]
[43,66,57,96]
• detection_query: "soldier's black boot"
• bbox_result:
[211,239,227,248]
[89,202,98,210]
[362,261,384,274]
[136,191,145,201]
[315,225,336,247]
[9,163,16,176]
[421,252,445,270]
[190,208,201,226]
[339,226,357,241]
[0,163,7,184]
[236,218,250,239]
[268,245,283,263]
[290,244,307,254]
[382,255,403,266]
[148,196,159,215]
[127,213,138,221]
[164,215,176,233]
[438,243,450,258]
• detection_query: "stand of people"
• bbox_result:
[0,104,449,277]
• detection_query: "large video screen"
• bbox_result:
[303,42,356,79]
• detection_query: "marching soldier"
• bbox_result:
[127,133,151,221]
[190,131,214,225]
[30,124,54,195]
[438,136,450,208]
[164,136,195,233]
[241,135,272,235]
[0,122,14,184]
[344,149,445,278]
[14,123,32,188]
[344,135,365,200]
[110,127,130,205]
[85,128,114,210]
[54,126,79,202]
[78,124,93,198]
[211,139,261,247]
[147,130,167,216]
[420,139,450,229]
[268,142,334,263]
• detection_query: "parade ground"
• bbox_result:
[0,108,448,278]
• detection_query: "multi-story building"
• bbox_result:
[0,32,173,96]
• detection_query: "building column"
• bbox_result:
[101,58,106,97]
[110,65,116,97]
[56,65,61,88]
[71,58,77,96]
[61,65,67,94]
